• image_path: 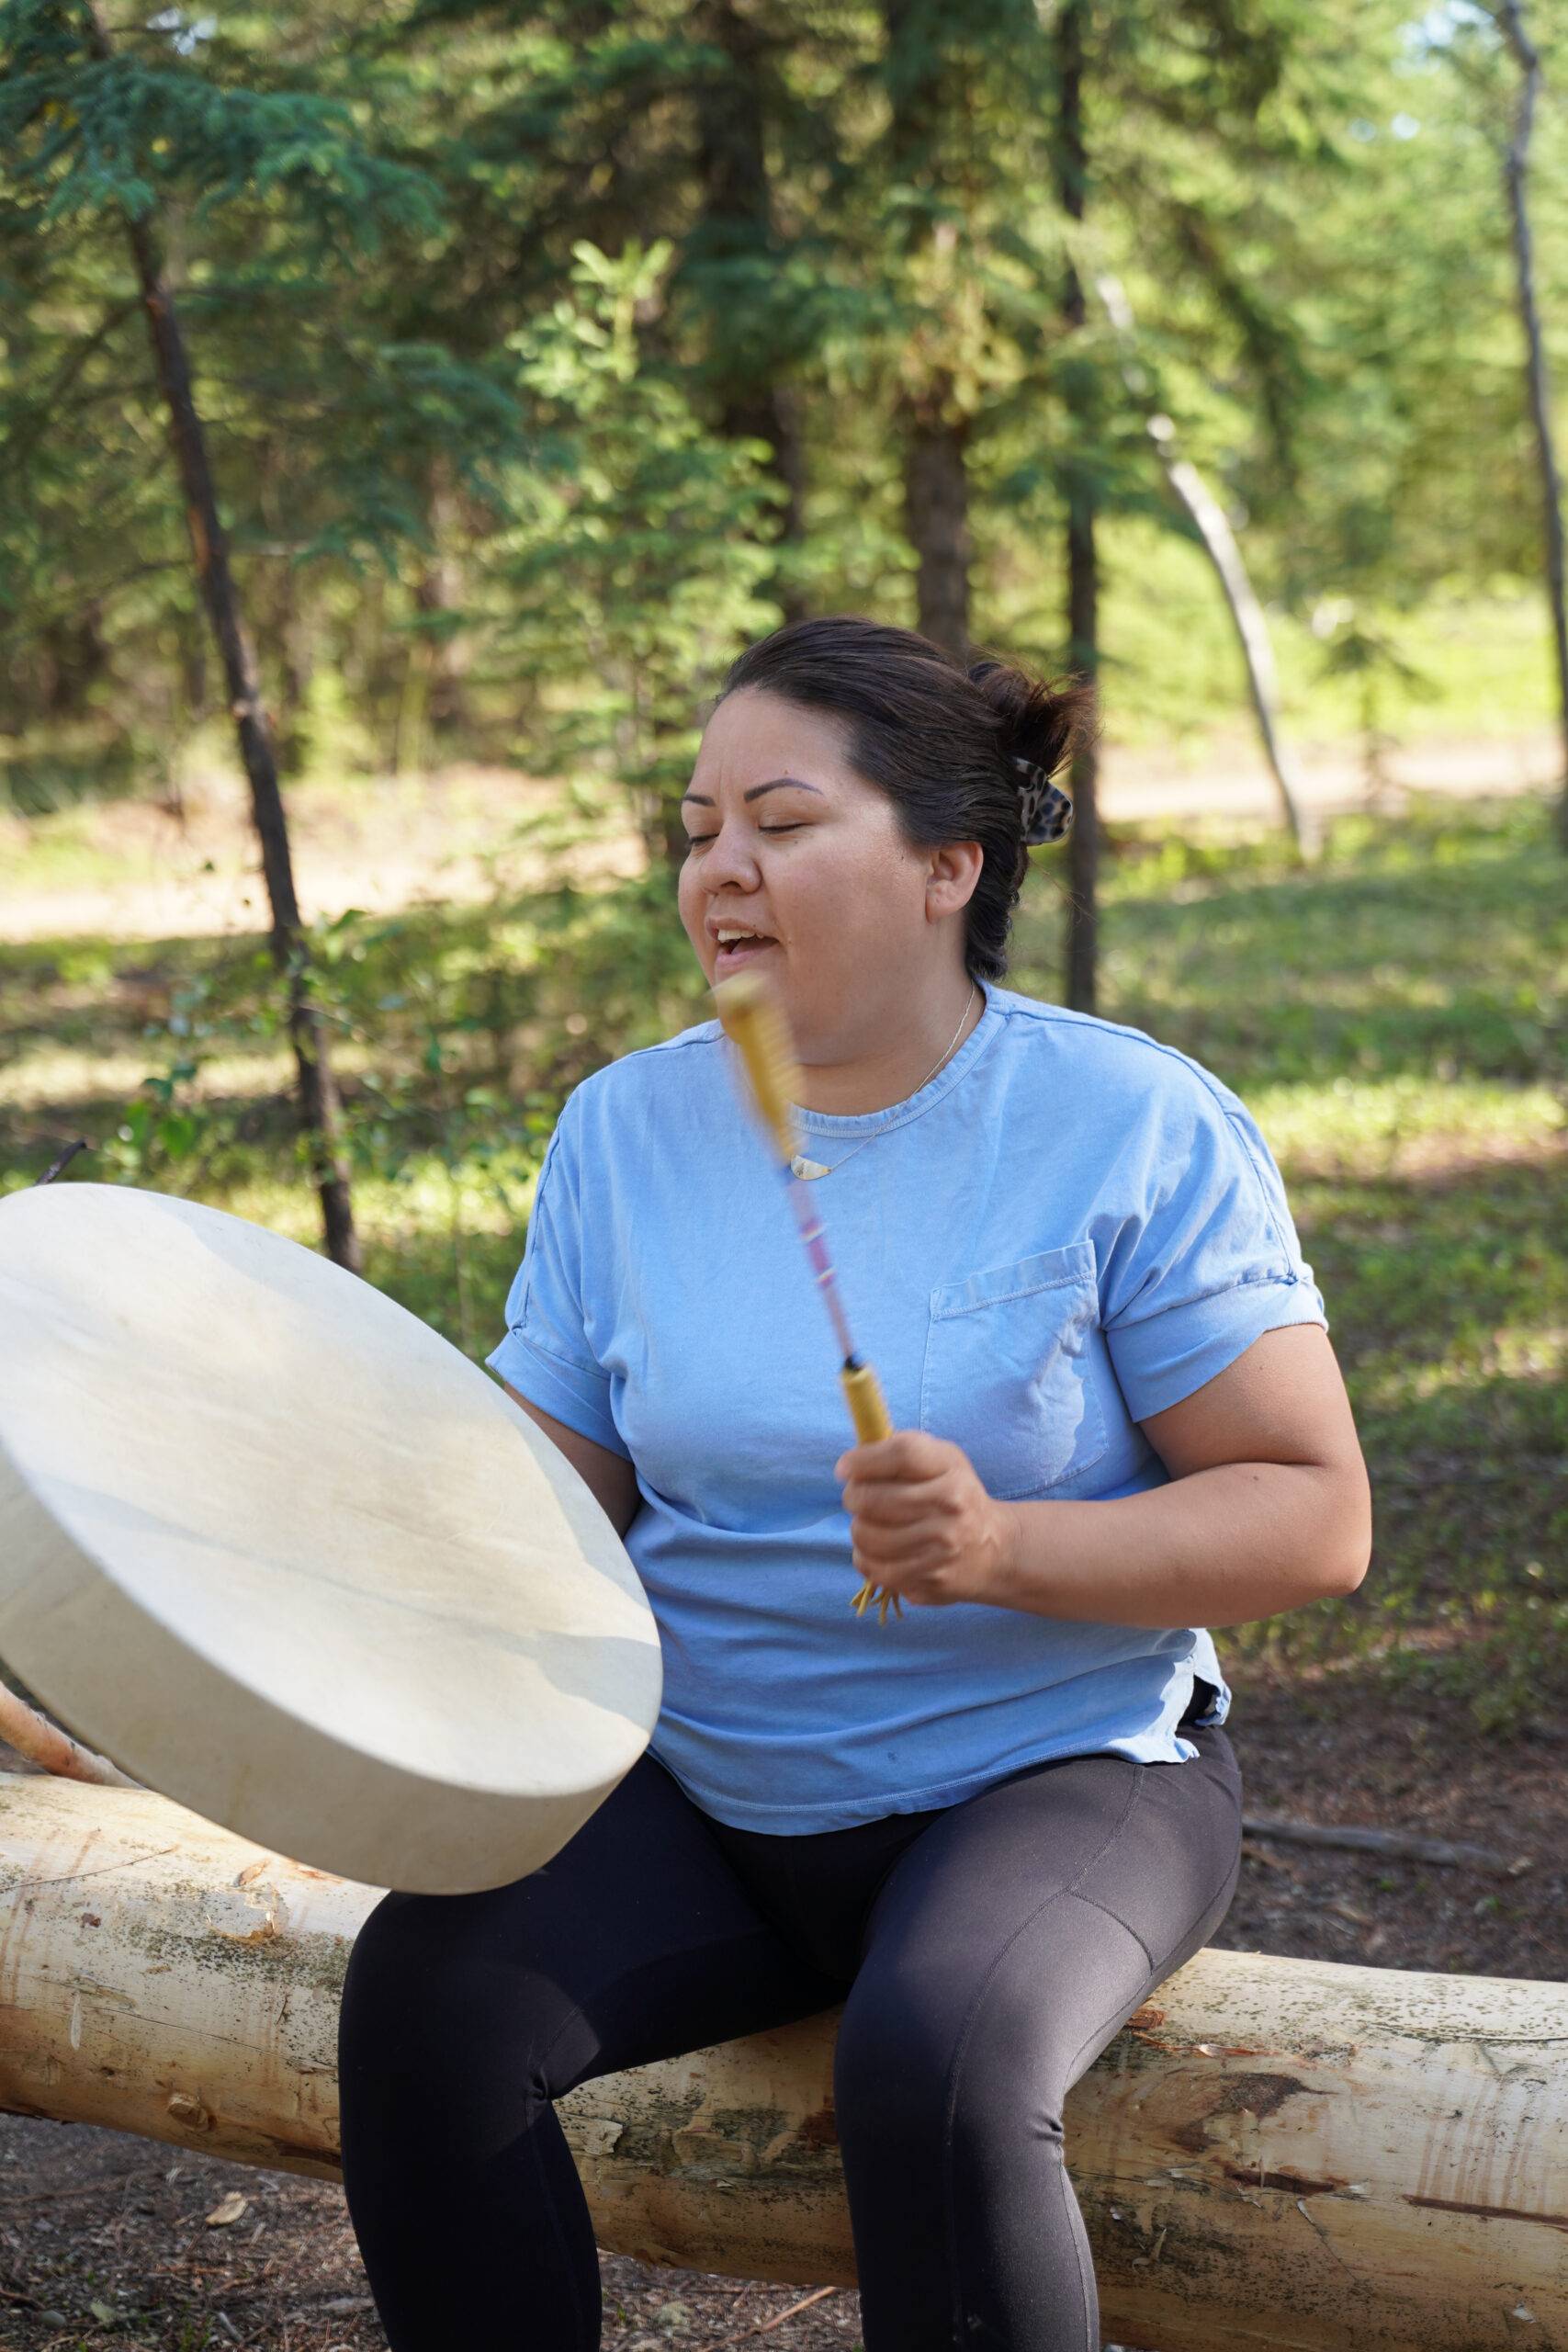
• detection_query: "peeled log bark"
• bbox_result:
[2,1772,1565,2351]
[0,1770,357,2176]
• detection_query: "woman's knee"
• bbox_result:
[342,1887,462,2015]
[834,1912,1141,2153]
[834,1978,1078,2190]
[340,1894,458,2080]
[831,1963,978,2137]
[339,1885,563,2089]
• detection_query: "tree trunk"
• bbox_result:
[1096,271,1309,854]
[884,0,973,661]
[904,394,972,656]
[1055,0,1100,1015]
[39,601,109,720]
[1063,485,1100,1013]
[413,457,470,739]
[1162,447,1311,844]
[720,379,808,617]
[3,1770,1565,2350]
[692,0,810,627]
[272,544,313,784]
[82,6,360,1275]
[1495,0,1568,852]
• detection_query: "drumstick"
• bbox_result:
[712,970,903,1626]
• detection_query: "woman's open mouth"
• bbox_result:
[714,935,779,973]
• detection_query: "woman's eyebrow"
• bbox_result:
[680,776,826,806]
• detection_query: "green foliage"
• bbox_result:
[0,14,439,242]
[6,0,1565,804]
[0,0,530,784]
[492,236,784,831]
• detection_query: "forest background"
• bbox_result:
[2,3,1567,2345]
[2,0,1565,1729]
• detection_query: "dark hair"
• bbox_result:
[714,615,1096,982]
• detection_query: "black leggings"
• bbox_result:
[337,1713,1242,2351]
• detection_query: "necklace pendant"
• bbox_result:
[790,1152,830,1180]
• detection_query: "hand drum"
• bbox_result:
[0,1183,661,1893]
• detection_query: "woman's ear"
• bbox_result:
[926,838,985,915]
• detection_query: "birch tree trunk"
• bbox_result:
[3,1771,1565,2351]
[1095,272,1309,854]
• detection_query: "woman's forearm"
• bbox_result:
[984,1460,1371,1631]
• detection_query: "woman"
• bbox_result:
[337,615,1371,2350]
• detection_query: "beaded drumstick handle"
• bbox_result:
[713,969,902,1625]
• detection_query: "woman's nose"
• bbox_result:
[700,826,760,886]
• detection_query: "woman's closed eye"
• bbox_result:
[685,825,806,846]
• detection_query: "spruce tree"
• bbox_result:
[0,0,518,1258]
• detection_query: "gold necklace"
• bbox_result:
[788,982,979,1181]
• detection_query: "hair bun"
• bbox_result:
[967,654,1095,842]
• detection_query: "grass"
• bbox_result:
[2,783,1564,1730]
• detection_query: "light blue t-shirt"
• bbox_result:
[486,978,1328,1833]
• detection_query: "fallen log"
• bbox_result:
[2,1770,1565,2352]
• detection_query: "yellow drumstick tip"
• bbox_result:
[712,968,801,1167]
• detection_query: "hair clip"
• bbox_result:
[1010,754,1074,845]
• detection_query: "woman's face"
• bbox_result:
[677,686,977,1054]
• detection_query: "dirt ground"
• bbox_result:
[4,1658,1564,2352]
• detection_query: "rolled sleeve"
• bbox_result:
[1101,1070,1328,1424]
[484,1109,630,1460]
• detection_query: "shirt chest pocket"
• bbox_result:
[919,1241,1108,1499]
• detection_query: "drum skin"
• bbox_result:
[0,1182,662,1892]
